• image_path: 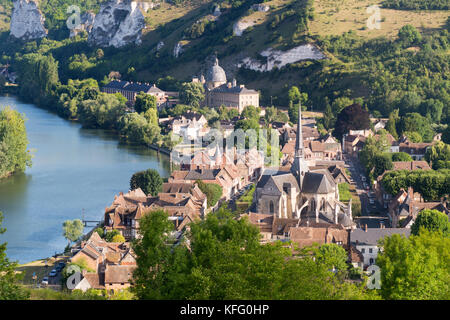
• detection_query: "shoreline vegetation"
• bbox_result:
[0,106,32,179]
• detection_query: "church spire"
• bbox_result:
[295,101,303,157]
[291,101,308,189]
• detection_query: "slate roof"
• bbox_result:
[256,171,299,193]
[302,171,335,194]
[210,83,258,94]
[206,58,227,83]
[350,228,411,246]
[185,169,221,180]
[103,80,162,93]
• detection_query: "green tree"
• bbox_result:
[241,105,260,121]
[425,141,450,170]
[131,209,179,299]
[105,229,121,242]
[377,231,450,300]
[130,169,163,196]
[323,103,335,130]
[372,153,393,179]
[385,109,399,139]
[411,209,450,236]
[94,227,104,238]
[399,113,434,142]
[391,152,413,162]
[442,126,450,144]
[403,131,422,143]
[135,92,157,114]
[0,107,32,178]
[131,208,376,300]
[62,219,84,246]
[311,243,348,272]
[179,82,205,108]
[398,24,422,45]
[0,212,30,300]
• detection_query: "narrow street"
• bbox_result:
[343,155,390,228]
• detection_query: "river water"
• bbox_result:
[0,95,171,264]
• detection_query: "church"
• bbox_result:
[192,57,260,113]
[253,103,354,229]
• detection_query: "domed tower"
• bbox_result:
[206,57,227,90]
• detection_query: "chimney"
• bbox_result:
[227,82,232,88]
[364,224,368,232]
[232,78,237,87]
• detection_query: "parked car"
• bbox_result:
[361,176,366,182]
[369,199,375,205]
[41,277,49,286]
[49,269,57,277]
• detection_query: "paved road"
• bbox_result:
[343,155,390,228]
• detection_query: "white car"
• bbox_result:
[41,277,49,286]
[361,176,366,182]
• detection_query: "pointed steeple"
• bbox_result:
[291,101,308,189]
[295,101,303,157]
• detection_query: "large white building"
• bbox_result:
[193,57,260,113]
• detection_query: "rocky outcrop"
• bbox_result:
[233,20,256,37]
[70,11,95,38]
[238,44,327,71]
[173,41,184,58]
[10,0,47,40]
[88,0,145,48]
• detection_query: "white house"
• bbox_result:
[350,227,411,269]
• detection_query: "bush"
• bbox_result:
[105,230,121,242]
[112,234,126,243]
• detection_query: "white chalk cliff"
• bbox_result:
[10,0,47,40]
[88,0,145,48]
[233,20,256,37]
[239,44,326,71]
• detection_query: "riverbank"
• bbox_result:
[0,95,171,263]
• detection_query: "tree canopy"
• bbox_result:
[131,208,376,300]
[377,231,450,300]
[130,169,163,196]
[62,219,84,245]
[0,212,30,300]
[0,107,32,179]
[333,104,371,139]
[411,209,450,237]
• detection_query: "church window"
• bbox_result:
[269,201,274,214]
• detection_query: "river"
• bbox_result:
[0,95,171,264]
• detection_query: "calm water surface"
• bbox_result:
[0,95,170,263]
